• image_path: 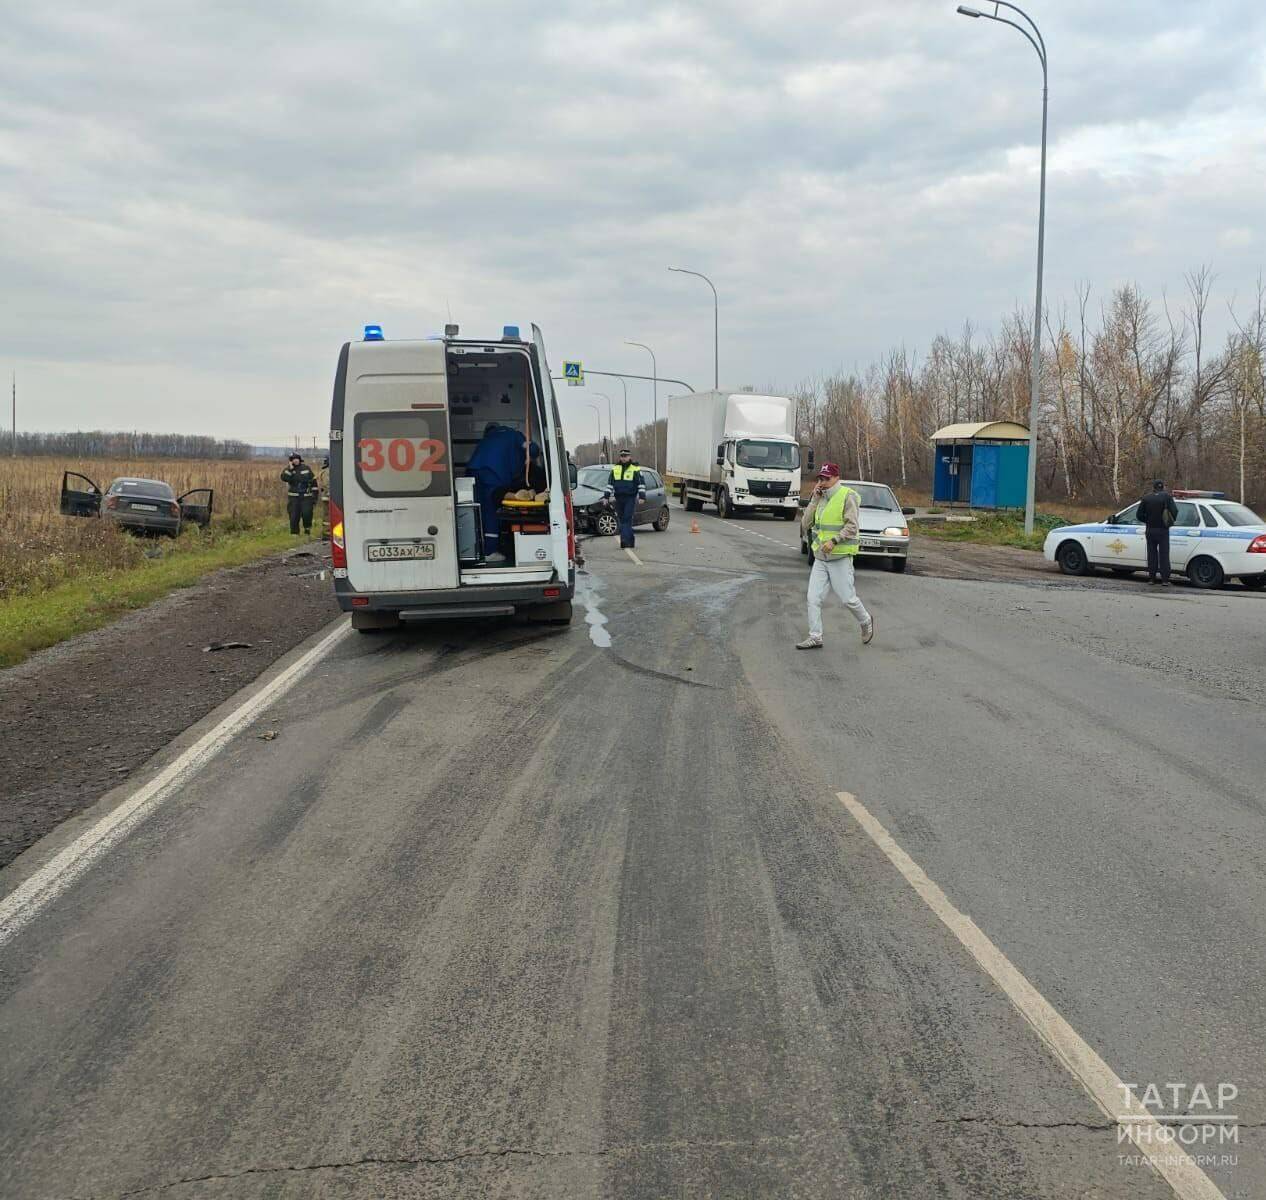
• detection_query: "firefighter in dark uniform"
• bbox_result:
[281,452,319,536]
[604,448,646,549]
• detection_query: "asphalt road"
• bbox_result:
[1,509,1262,1198]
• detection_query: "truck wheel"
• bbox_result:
[717,490,731,519]
[781,508,798,521]
[685,496,703,512]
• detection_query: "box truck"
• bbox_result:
[666,390,807,520]
[328,323,575,631]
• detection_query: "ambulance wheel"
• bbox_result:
[595,511,620,537]
[351,611,401,633]
[1055,540,1091,576]
[1187,556,1224,589]
[652,508,670,531]
[528,600,573,625]
[890,557,908,573]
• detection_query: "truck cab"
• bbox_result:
[328,324,575,631]
[713,432,803,519]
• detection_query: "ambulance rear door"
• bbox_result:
[342,339,458,593]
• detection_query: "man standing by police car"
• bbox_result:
[605,448,646,549]
[1138,478,1179,585]
[281,452,319,536]
[797,463,874,649]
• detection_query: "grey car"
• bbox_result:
[60,472,214,536]
[571,465,670,536]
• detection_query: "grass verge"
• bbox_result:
[912,511,1067,553]
[0,520,300,668]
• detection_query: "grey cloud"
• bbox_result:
[2,0,1265,440]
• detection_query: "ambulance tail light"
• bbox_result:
[564,489,576,563]
[330,499,347,568]
[1248,535,1266,554]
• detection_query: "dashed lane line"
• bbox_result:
[837,790,1227,1200]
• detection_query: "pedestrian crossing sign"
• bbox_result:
[563,361,584,386]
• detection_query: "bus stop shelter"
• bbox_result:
[931,421,1030,508]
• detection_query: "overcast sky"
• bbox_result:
[3,0,1265,448]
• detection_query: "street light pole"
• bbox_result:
[585,403,606,462]
[624,341,659,471]
[593,392,615,453]
[668,267,719,390]
[957,1,1047,536]
[615,376,629,444]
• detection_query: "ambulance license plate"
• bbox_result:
[367,542,435,562]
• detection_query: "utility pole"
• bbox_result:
[11,373,15,456]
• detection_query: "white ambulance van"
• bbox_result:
[329,323,576,631]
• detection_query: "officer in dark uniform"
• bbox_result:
[281,452,319,536]
[604,448,646,549]
[1137,478,1179,585]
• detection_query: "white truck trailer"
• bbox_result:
[666,390,807,520]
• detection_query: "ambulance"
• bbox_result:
[328,324,576,630]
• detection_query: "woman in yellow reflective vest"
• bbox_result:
[796,463,874,649]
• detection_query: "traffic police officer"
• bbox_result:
[281,452,319,536]
[797,462,874,648]
[605,448,646,549]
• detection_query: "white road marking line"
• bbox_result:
[0,620,354,950]
[624,548,644,566]
[836,791,1227,1200]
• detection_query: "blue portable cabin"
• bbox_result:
[931,421,1030,509]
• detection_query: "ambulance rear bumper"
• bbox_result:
[334,575,574,615]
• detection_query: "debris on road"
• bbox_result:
[202,641,253,653]
[256,730,278,741]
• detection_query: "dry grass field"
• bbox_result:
[0,457,290,601]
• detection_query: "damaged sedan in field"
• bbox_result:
[59,472,214,536]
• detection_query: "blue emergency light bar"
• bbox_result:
[1173,489,1226,499]
[503,325,521,340]
[363,325,384,341]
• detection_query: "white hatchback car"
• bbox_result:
[1043,493,1266,589]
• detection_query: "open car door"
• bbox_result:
[178,488,214,528]
[60,471,102,517]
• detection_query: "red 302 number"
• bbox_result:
[358,437,448,473]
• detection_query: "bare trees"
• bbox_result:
[794,267,1264,508]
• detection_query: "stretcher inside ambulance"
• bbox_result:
[328,325,575,630]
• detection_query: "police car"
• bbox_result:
[1043,491,1266,589]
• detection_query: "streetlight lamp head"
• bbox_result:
[956,5,983,15]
